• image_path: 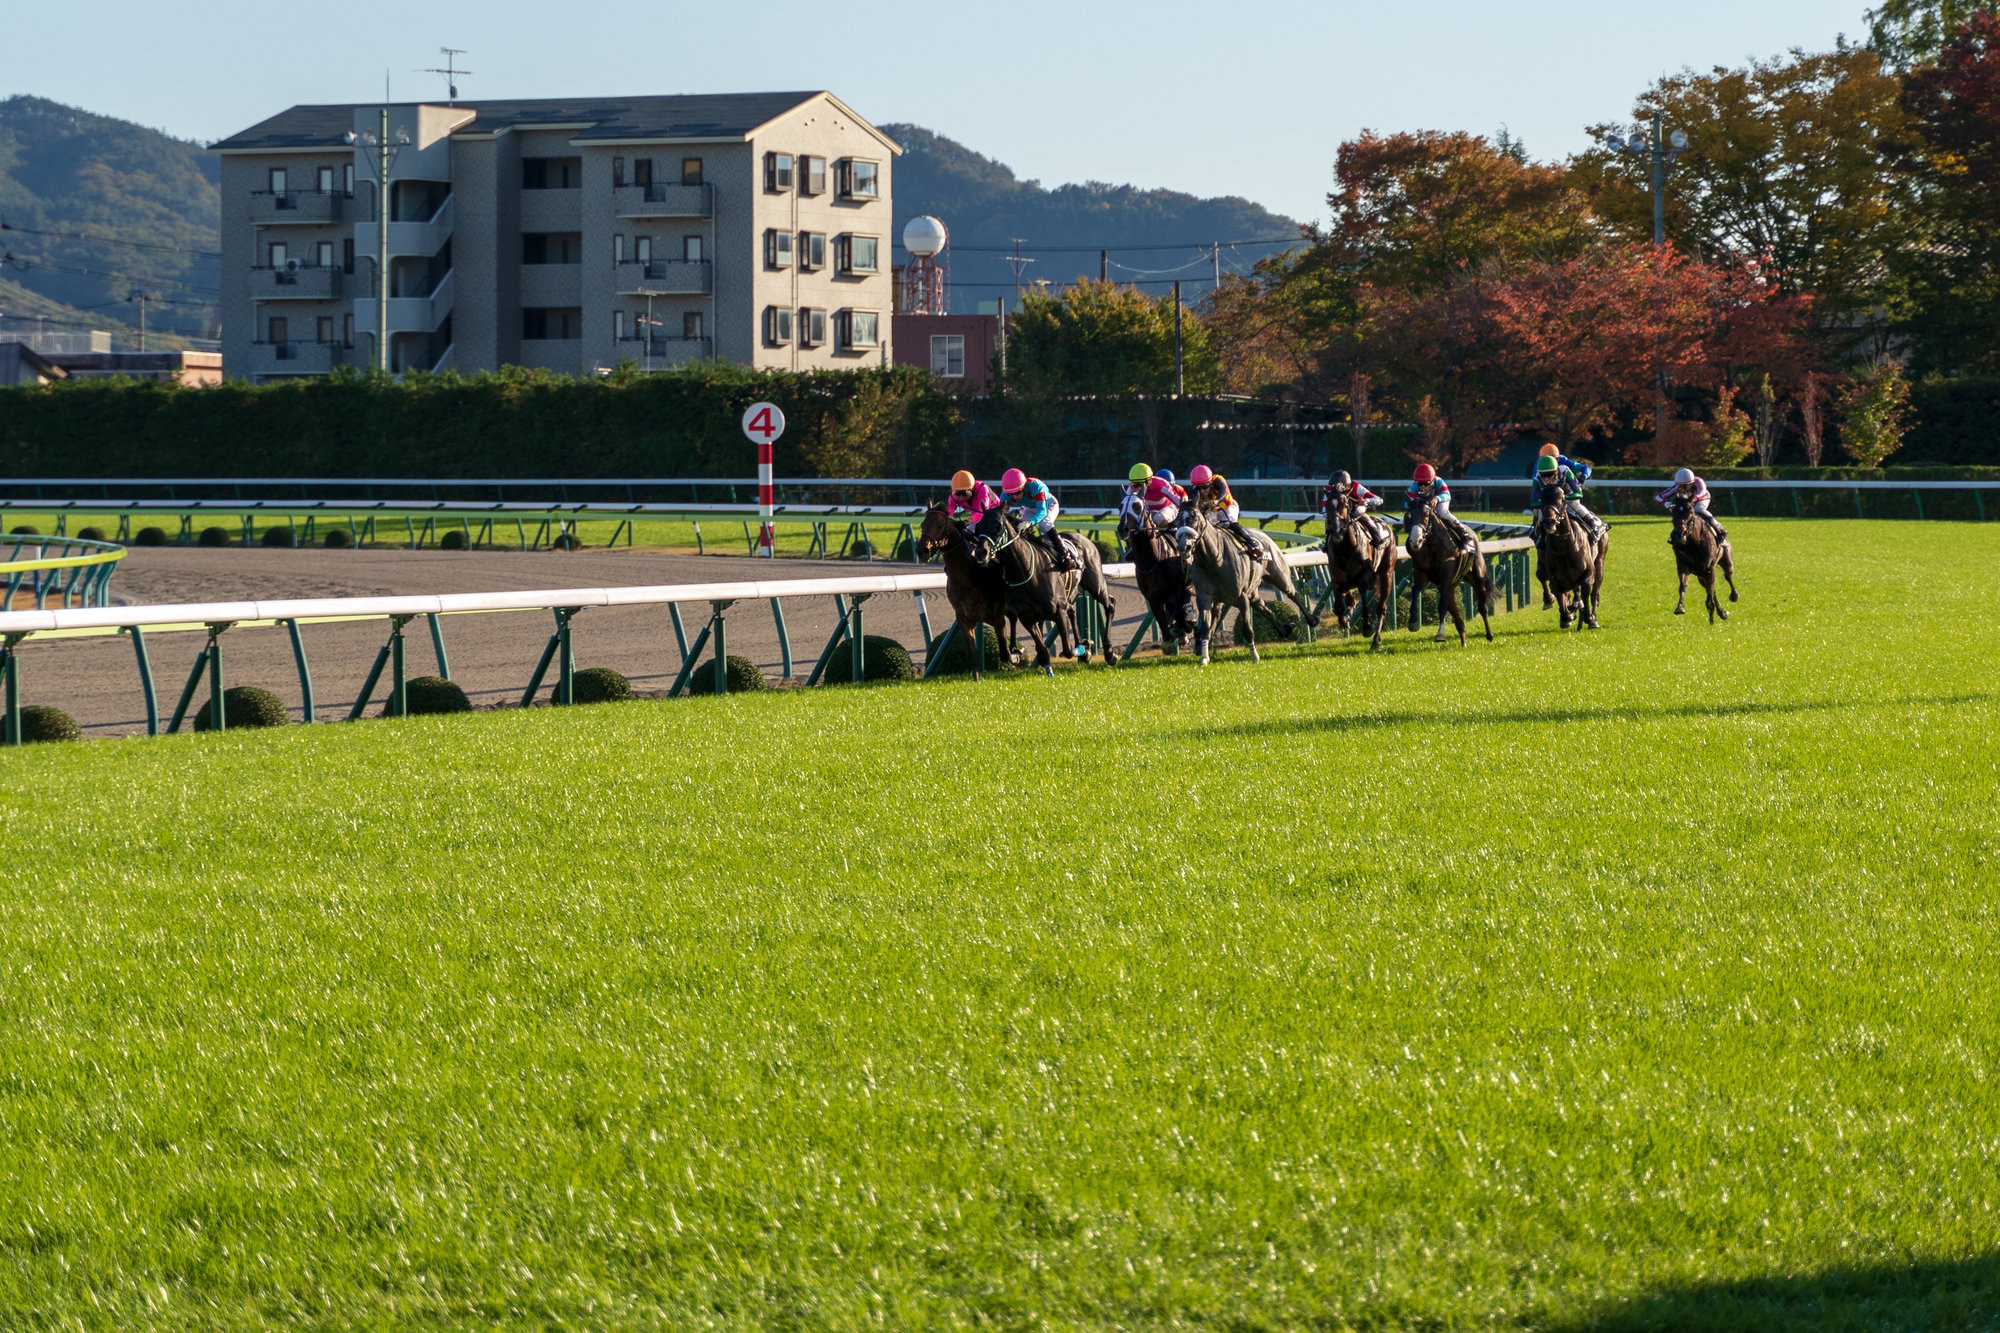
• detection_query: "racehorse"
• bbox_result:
[1668,496,1738,622]
[1403,493,1496,645]
[1174,505,1320,666]
[1534,490,1608,630]
[975,511,1117,673]
[1119,514,1197,650]
[1321,494,1395,650]
[919,504,1015,679]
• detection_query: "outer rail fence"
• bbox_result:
[0,531,1535,745]
[1,534,125,611]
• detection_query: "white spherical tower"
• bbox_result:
[900,215,950,315]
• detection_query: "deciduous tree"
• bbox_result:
[1001,279,1217,397]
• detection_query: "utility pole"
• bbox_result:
[127,292,149,351]
[1212,241,1220,293]
[1172,280,1183,397]
[1003,238,1035,293]
[1099,249,1107,282]
[345,111,409,373]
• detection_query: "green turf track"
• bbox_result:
[2,517,1997,1330]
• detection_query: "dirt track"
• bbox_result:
[14,546,1159,737]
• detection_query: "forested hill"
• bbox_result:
[883,124,1302,311]
[0,96,220,347]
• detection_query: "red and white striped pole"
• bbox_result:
[741,401,786,559]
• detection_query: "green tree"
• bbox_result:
[1838,358,1915,466]
[1000,279,1217,397]
[1868,0,1991,68]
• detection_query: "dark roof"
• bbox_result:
[211,91,849,151]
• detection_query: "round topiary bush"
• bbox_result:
[685,655,767,695]
[197,526,233,548]
[261,526,295,548]
[192,685,290,731]
[549,532,580,551]
[75,526,107,542]
[923,622,1016,677]
[854,634,916,683]
[891,536,921,563]
[9,524,40,537]
[402,676,472,715]
[439,528,468,551]
[1231,597,1304,646]
[323,528,354,549]
[17,704,81,742]
[134,526,169,547]
[1093,536,1119,563]
[845,537,876,559]
[571,666,632,704]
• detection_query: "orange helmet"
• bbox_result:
[950,469,975,491]
[1413,463,1437,484]
[1538,443,1560,458]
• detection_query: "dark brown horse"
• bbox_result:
[1404,494,1495,645]
[975,511,1117,673]
[1120,515,1196,649]
[1322,495,1395,649]
[919,504,1013,678]
[1669,497,1738,622]
[1535,491,1608,630]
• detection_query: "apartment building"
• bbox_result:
[211,92,899,382]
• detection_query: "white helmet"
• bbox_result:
[1673,467,1695,485]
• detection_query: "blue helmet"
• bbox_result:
[1158,469,1176,485]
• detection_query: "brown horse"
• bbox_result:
[1404,494,1495,645]
[1322,495,1395,649]
[1120,515,1196,649]
[1669,497,1739,622]
[1535,491,1608,630]
[919,504,1013,678]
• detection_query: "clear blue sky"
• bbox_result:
[6,0,1867,226]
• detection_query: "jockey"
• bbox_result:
[1530,454,1605,547]
[1405,463,1479,555]
[1000,467,1077,571]
[1654,467,1728,542]
[1188,464,1265,562]
[1157,468,1191,507]
[1120,463,1153,527]
[1141,474,1181,528]
[946,469,1003,533]
[1322,469,1389,543]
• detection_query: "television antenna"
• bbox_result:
[420,48,473,103]
[1003,237,1035,292]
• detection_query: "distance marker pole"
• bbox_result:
[758,437,775,557]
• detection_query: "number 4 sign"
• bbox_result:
[741,402,786,444]
[742,402,785,557]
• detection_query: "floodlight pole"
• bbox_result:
[1612,112,1688,247]
[346,109,406,374]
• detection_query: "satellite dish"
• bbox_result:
[1670,129,1689,150]
[902,215,948,258]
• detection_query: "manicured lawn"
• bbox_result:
[2,517,1997,1329]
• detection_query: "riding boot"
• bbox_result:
[1045,533,1077,572]
[1225,521,1266,562]
[1451,517,1478,555]
[1705,515,1728,542]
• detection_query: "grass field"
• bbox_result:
[3,517,1998,1330]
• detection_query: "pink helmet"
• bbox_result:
[1000,467,1027,494]
[1188,464,1214,486]
[1144,476,1173,503]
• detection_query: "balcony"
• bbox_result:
[246,340,348,375]
[613,182,712,219]
[353,269,455,337]
[250,265,344,301]
[354,195,455,261]
[615,335,713,368]
[616,259,712,296]
[249,191,348,225]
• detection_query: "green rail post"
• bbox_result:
[913,590,935,653]
[851,595,866,683]
[710,603,732,696]
[1914,489,1925,520]
[427,612,450,679]
[924,620,961,677]
[348,641,391,720]
[167,644,210,734]
[283,619,314,724]
[1120,611,1157,663]
[669,603,690,665]
[805,595,851,686]
[769,597,793,679]
[205,624,228,733]
[1977,491,1987,522]
[1854,488,1864,519]
[1,637,20,746]
[389,622,408,717]
[666,623,714,698]
[125,625,159,736]
[1791,488,1802,519]
[554,608,578,706]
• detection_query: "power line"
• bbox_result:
[943,235,1301,254]
[0,220,220,261]
[0,252,219,300]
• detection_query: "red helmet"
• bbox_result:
[1413,463,1437,484]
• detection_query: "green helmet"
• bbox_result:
[1128,463,1154,483]
[1535,455,1558,475]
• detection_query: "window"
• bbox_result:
[316,241,335,269]
[838,309,880,349]
[317,316,335,343]
[343,163,355,196]
[765,152,794,192]
[802,156,827,195]
[523,233,581,264]
[683,312,704,341]
[683,235,703,263]
[764,306,794,345]
[523,308,583,340]
[268,315,288,344]
[268,242,288,268]
[317,166,334,194]
[764,229,793,269]
[837,234,880,275]
[681,157,703,186]
[837,159,879,199]
[269,168,287,194]
[613,310,627,341]
[343,238,355,274]
[522,158,580,190]
[931,334,966,378]
[801,308,827,346]
[612,234,626,263]
[612,157,626,187]
[800,232,827,271]
[343,313,354,345]
[633,158,653,188]
[635,236,652,265]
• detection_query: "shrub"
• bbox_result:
[402,676,472,715]
[891,536,921,562]
[685,655,767,695]
[9,524,39,536]
[17,704,81,742]
[197,526,233,548]
[550,532,580,551]
[1231,597,1303,646]
[261,526,295,548]
[192,685,290,731]
[75,526,107,542]
[323,528,353,549]
[845,536,876,559]
[571,666,633,704]
[439,528,468,550]
[1093,536,1119,563]
[852,634,916,684]
[924,622,1016,676]
[134,526,169,547]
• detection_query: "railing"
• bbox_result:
[613,183,712,218]
[249,190,349,224]
[246,341,348,373]
[1,533,124,612]
[252,265,344,300]
[0,526,1534,744]
[616,259,712,294]
[614,336,713,366]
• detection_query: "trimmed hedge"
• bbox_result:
[685,655,767,695]
[260,525,295,548]
[134,526,168,546]
[192,685,290,730]
[439,528,468,550]
[75,526,107,542]
[571,667,633,704]
[404,676,472,715]
[9,524,38,536]
[856,635,916,684]
[1231,598,1303,646]
[17,704,81,742]
[323,528,353,549]
[197,525,232,548]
